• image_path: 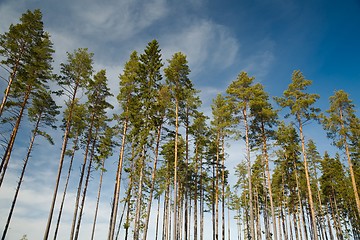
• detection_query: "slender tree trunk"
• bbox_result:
[108,118,128,240]
[243,107,255,240]
[292,156,308,240]
[212,161,216,240]
[255,189,261,240]
[53,133,80,240]
[74,127,98,240]
[173,100,179,240]
[325,208,334,240]
[44,84,79,240]
[297,115,318,240]
[332,192,344,240]
[155,195,161,240]
[200,157,204,240]
[1,114,40,240]
[261,123,277,240]
[193,144,199,240]
[0,86,31,187]
[143,124,163,240]
[215,131,220,240]
[185,109,189,240]
[221,137,226,240]
[91,157,105,240]
[0,53,23,118]
[69,114,95,239]
[133,151,145,240]
[115,196,127,240]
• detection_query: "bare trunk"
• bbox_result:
[91,157,105,240]
[221,137,225,240]
[1,114,40,240]
[215,131,220,240]
[53,133,80,240]
[193,144,199,240]
[69,113,95,239]
[0,86,31,187]
[74,127,98,240]
[155,195,161,240]
[173,100,179,240]
[44,84,79,240]
[143,123,163,240]
[243,107,255,240]
[133,150,145,240]
[261,122,277,240]
[0,51,23,118]
[297,115,318,240]
[108,118,128,240]
[292,155,308,240]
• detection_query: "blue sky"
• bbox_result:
[1,0,360,239]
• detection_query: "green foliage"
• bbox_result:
[322,90,358,150]
[275,70,320,122]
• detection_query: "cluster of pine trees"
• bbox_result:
[0,9,359,240]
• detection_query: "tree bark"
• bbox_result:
[91,157,105,240]
[297,114,318,240]
[1,113,40,240]
[53,133,80,240]
[0,85,31,187]
[108,118,128,240]
[44,84,78,240]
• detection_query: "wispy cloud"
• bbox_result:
[162,19,239,76]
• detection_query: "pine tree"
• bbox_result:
[164,51,192,240]
[226,71,258,240]
[210,94,234,240]
[275,70,320,240]
[108,51,140,240]
[249,83,278,240]
[0,10,54,187]
[44,48,93,240]
[0,9,50,117]
[322,90,360,218]
[71,69,113,240]
[53,100,87,240]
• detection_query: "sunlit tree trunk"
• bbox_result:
[53,133,80,240]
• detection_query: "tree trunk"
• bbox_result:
[143,124,163,240]
[155,195,161,240]
[292,155,308,240]
[297,115,318,240]
[133,151,145,240]
[69,113,95,239]
[200,156,204,240]
[173,99,179,240]
[261,122,278,240]
[193,144,199,240]
[0,50,23,118]
[91,157,105,240]
[53,133,80,240]
[0,85,31,187]
[221,137,225,240]
[74,127,98,240]
[108,118,128,240]
[215,131,220,240]
[44,84,79,240]
[243,107,255,240]
[1,113,40,240]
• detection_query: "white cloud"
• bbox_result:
[162,20,239,76]
[69,0,169,41]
